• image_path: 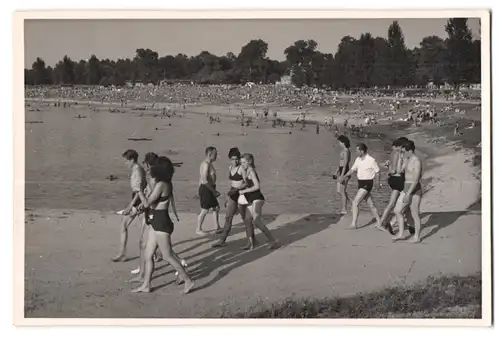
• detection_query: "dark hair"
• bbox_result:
[241,153,256,168]
[228,147,241,159]
[150,165,171,183]
[402,140,416,152]
[143,152,159,165]
[392,137,409,147]
[357,143,368,153]
[150,156,174,183]
[205,146,217,156]
[122,149,138,162]
[337,135,350,148]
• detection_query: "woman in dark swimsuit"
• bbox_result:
[132,159,194,294]
[212,148,247,247]
[238,153,279,250]
[130,155,187,281]
[336,135,351,214]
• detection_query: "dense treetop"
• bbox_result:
[25,19,480,89]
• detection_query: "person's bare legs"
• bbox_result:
[409,194,422,243]
[250,200,278,249]
[242,207,257,250]
[389,207,410,231]
[213,199,238,247]
[131,228,156,292]
[380,190,400,229]
[155,248,163,262]
[213,206,222,233]
[337,181,349,214]
[392,193,409,241]
[237,204,247,223]
[156,232,194,294]
[112,214,136,261]
[196,208,209,235]
[172,249,188,285]
[365,194,381,228]
[130,219,148,280]
[350,189,368,229]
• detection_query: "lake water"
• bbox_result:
[25,106,394,214]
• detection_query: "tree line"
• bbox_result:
[25,19,481,89]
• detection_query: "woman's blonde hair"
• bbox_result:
[241,153,256,168]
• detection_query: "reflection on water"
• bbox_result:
[25,108,393,214]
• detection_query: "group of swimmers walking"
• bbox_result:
[112,146,279,295]
[335,136,423,243]
[111,133,423,295]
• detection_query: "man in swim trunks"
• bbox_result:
[340,143,382,229]
[378,137,408,232]
[112,149,147,262]
[392,140,423,243]
[196,146,221,235]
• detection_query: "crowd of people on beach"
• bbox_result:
[112,130,423,295]
[25,83,479,111]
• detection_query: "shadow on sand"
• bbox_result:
[149,213,339,292]
[184,213,341,292]
[398,199,482,242]
[149,199,481,292]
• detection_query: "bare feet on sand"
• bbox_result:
[392,235,405,242]
[409,236,421,243]
[268,241,279,250]
[111,255,126,262]
[241,242,255,250]
[131,285,150,293]
[195,230,209,236]
[212,240,227,248]
[182,280,195,295]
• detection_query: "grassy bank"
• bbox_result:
[221,274,481,318]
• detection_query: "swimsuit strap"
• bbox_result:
[246,168,260,185]
[229,165,244,180]
[157,195,170,202]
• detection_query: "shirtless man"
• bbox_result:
[392,140,423,243]
[196,146,221,235]
[112,149,147,262]
[379,137,408,232]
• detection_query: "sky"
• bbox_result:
[24,18,481,68]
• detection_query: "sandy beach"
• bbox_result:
[23,92,482,318]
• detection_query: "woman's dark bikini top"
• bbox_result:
[154,182,172,203]
[229,165,244,181]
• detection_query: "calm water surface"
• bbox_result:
[25,107,393,214]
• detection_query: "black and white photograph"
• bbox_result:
[14,8,491,323]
